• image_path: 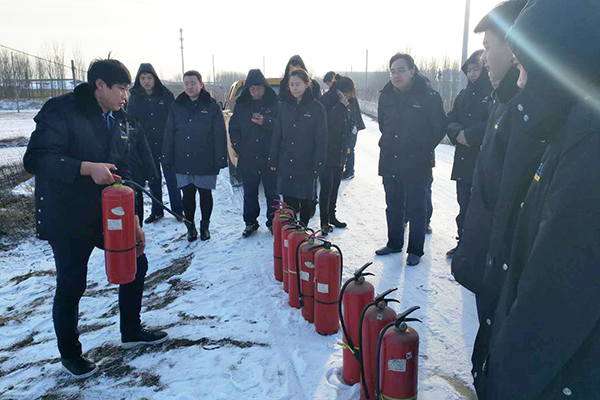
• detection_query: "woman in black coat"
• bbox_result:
[269,69,327,226]
[162,70,227,242]
[318,76,355,233]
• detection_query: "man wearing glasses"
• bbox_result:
[229,69,279,237]
[375,53,446,266]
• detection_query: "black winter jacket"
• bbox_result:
[377,74,446,180]
[447,51,493,182]
[269,88,327,199]
[161,90,228,176]
[319,87,349,167]
[118,110,158,186]
[229,71,279,175]
[127,63,175,159]
[476,0,600,398]
[23,83,133,240]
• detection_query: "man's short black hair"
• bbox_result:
[87,59,131,89]
[389,53,415,70]
[474,0,527,37]
[323,71,336,83]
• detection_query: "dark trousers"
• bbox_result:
[49,237,148,359]
[318,166,343,226]
[456,180,472,239]
[383,175,429,256]
[242,170,277,227]
[344,133,358,175]
[149,157,183,217]
[182,185,213,223]
[283,195,316,227]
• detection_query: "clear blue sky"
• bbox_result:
[2,0,501,80]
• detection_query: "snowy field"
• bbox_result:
[0,115,479,399]
[0,111,35,168]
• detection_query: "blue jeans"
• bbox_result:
[149,157,183,216]
[242,170,278,227]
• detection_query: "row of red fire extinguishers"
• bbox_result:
[273,200,422,400]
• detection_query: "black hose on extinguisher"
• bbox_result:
[338,262,375,363]
[358,288,400,400]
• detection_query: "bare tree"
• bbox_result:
[0,49,32,111]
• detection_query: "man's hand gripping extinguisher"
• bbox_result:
[338,262,376,385]
[358,288,400,400]
[375,306,421,400]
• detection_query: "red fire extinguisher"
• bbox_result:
[359,288,400,400]
[339,262,376,386]
[296,236,326,323]
[281,221,302,293]
[101,176,137,285]
[376,306,421,400]
[314,241,343,335]
[272,202,295,282]
[287,227,312,308]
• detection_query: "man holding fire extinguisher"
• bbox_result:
[23,59,168,379]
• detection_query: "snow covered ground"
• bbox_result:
[0,115,479,399]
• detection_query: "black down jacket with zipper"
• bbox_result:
[161,89,227,176]
[377,74,446,181]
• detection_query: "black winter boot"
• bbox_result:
[330,215,347,228]
[186,222,198,242]
[200,220,210,241]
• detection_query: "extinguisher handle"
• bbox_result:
[394,306,421,326]
[354,261,373,278]
[405,317,422,323]
[375,287,398,302]
[111,173,122,183]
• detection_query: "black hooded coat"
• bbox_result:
[127,63,175,159]
[446,50,493,182]
[279,55,321,100]
[474,0,600,398]
[229,69,279,175]
[268,87,327,200]
[319,85,349,167]
[23,83,133,240]
[161,89,228,176]
[377,74,446,181]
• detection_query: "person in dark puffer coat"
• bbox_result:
[127,63,181,223]
[269,68,327,226]
[474,0,600,398]
[375,53,446,266]
[317,76,354,233]
[229,69,279,237]
[446,50,493,256]
[162,70,227,242]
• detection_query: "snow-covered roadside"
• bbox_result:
[0,116,479,399]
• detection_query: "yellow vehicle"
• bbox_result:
[223,78,282,173]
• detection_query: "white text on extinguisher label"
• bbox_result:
[284,240,289,248]
[300,271,310,281]
[107,219,123,231]
[317,283,329,294]
[304,261,314,269]
[388,359,407,373]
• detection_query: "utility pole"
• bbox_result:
[212,55,216,83]
[461,0,471,87]
[263,55,266,76]
[365,49,369,88]
[179,28,185,80]
[71,60,77,88]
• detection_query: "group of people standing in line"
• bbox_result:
[128,54,366,242]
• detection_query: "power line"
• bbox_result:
[0,43,85,72]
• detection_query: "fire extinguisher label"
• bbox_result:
[107,219,123,231]
[304,261,314,269]
[111,206,125,216]
[317,283,329,294]
[407,352,413,360]
[388,359,407,373]
[284,240,289,248]
[300,271,310,281]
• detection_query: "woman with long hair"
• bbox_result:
[269,69,327,226]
